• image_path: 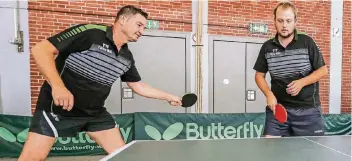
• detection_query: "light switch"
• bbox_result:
[247,90,256,101]
[122,88,133,99]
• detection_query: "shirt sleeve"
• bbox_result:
[307,37,326,70]
[121,62,142,82]
[253,44,268,73]
[47,24,90,54]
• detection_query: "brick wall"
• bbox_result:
[28,0,350,113]
[28,0,192,113]
[342,1,351,113]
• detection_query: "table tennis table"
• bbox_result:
[100,135,351,161]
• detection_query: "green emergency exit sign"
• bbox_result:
[249,23,268,34]
[146,20,159,29]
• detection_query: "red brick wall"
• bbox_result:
[342,1,351,113]
[209,0,351,113]
[28,0,192,113]
[28,1,351,113]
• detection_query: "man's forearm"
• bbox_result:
[128,82,172,100]
[255,72,273,97]
[31,41,65,88]
[300,66,328,86]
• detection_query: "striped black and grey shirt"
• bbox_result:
[38,24,141,116]
[254,30,325,108]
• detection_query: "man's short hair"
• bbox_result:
[273,1,298,20]
[115,5,148,22]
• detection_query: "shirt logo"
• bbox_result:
[98,44,113,54]
[103,43,109,48]
[269,49,280,56]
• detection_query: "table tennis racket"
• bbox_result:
[275,104,287,123]
[181,93,197,108]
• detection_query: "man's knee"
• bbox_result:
[19,149,47,161]
[18,132,55,161]
[19,155,47,161]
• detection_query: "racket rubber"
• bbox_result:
[181,93,197,107]
[275,104,287,123]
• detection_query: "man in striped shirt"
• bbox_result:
[254,1,328,137]
[19,5,182,160]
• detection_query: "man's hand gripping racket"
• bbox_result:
[274,104,287,123]
[267,93,287,123]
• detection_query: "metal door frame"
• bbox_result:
[208,35,267,113]
[121,30,193,113]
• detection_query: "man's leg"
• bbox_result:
[85,111,125,154]
[18,109,58,161]
[18,132,56,161]
[263,107,292,137]
[87,128,125,154]
[290,106,325,136]
[19,108,84,160]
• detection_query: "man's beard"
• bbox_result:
[278,30,294,39]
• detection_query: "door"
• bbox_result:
[0,1,31,116]
[213,41,246,113]
[209,36,267,114]
[245,43,270,113]
[104,33,189,114]
[122,35,187,113]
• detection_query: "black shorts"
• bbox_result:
[263,106,325,137]
[29,109,117,137]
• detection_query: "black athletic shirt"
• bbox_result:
[253,30,325,108]
[37,24,141,116]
